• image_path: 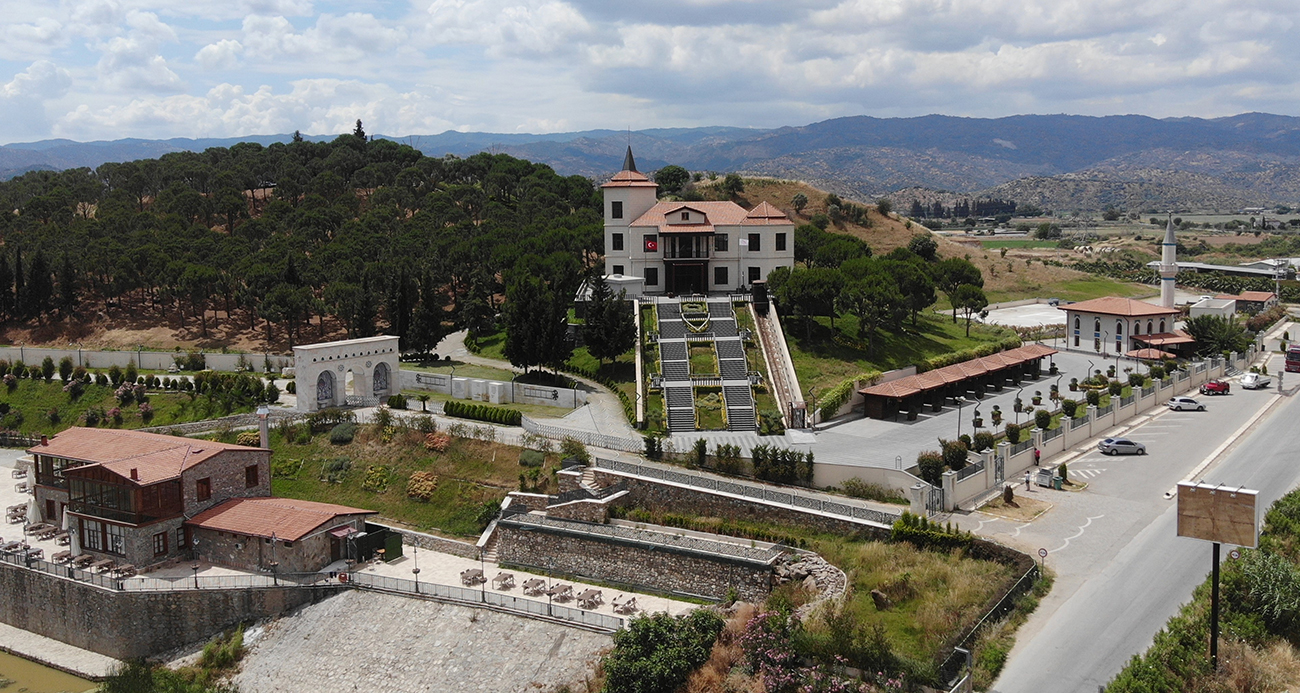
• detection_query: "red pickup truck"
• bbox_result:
[1200,379,1230,395]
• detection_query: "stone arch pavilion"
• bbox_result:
[293,336,401,412]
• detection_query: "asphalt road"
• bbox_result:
[970,361,1297,692]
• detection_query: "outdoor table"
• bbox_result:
[11,469,25,478]
[547,584,573,601]
[615,597,638,614]
[492,572,515,589]
[21,547,43,561]
[51,550,72,563]
[90,559,115,573]
[0,541,22,553]
[114,564,137,578]
[54,531,70,545]
[460,568,485,586]
[72,555,95,568]
[576,589,603,609]
[24,523,53,535]
[522,578,546,595]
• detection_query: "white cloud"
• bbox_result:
[3,60,73,99]
[94,10,183,92]
[240,12,406,62]
[196,39,243,70]
[422,0,593,56]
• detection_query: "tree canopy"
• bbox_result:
[0,136,603,350]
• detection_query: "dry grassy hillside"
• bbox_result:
[701,176,1151,303]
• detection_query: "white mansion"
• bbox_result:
[602,148,795,295]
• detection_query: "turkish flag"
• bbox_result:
[645,239,658,251]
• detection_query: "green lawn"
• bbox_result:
[985,276,1155,305]
[695,386,726,430]
[264,425,548,537]
[689,345,717,376]
[400,389,573,420]
[0,379,256,435]
[785,311,1015,394]
[402,360,516,382]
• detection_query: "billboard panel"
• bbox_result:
[1176,482,1259,548]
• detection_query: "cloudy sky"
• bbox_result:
[0,0,1296,143]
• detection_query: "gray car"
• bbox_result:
[1098,437,1147,455]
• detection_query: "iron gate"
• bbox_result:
[926,485,944,514]
[994,454,1005,486]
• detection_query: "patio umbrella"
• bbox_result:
[61,508,70,531]
[26,498,39,525]
[69,526,81,557]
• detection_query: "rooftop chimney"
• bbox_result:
[40,435,48,446]
[130,468,139,480]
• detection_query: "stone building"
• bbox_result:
[30,428,271,570]
[187,497,375,573]
[602,148,795,295]
[293,335,400,412]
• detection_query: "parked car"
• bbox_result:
[1168,396,1206,411]
[1200,380,1230,395]
[1240,372,1272,390]
[1098,438,1147,455]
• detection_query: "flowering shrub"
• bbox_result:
[108,407,123,426]
[741,610,908,693]
[2,374,15,391]
[138,402,153,422]
[424,433,452,452]
[115,384,135,405]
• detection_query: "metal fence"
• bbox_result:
[0,431,39,449]
[1095,402,1113,416]
[591,458,902,527]
[0,551,330,592]
[1141,386,1155,398]
[348,571,625,632]
[1009,439,1034,456]
[938,562,1041,686]
[521,417,643,453]
[955,460,985,482]
[1120,394,1136,408]
[1068,415,1088,430]
[1041,426,1063,441]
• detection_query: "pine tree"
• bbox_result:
[0,254,12,321]
[353,119,366,139]
[57,253,76,315]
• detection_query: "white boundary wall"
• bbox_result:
[399,370,588,409]
[0,346,292,373]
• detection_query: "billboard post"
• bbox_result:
[1176,481,1259,671]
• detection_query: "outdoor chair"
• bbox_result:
[71,554,95,568]
[492,572,515,590]
[522,578,546,596]
[51,550,72,563]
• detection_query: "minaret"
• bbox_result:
[1159,214,1178,308]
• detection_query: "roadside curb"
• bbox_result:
[1162,389,1288,498]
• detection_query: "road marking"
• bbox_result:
[1050,514,1105,553]
[1073,468,1107,479]
[1163,391,1286,499]
[1010,522,1031,538]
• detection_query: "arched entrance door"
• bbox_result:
[316,370,336,409]
[372,362,391,400]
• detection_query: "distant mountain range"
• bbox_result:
[6,113,1300,211]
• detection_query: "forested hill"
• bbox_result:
[0,133,603,352]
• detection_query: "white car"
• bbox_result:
[1167,396,1205,411]
[1240,372,1272,390]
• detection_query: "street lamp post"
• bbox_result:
[411,546,420,594]
[191,562,200,589]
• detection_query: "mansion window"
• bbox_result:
[748,266,761,283]
[611,233,624,251]
[81,518,125,555]
[611,201,623,219]
[245,465,259,489]
[196,477,211,502]
[747,233,761,252]
[153,531,168,556]
[776,233,787,252]
[612,265,624,275]
[645,267,659,286]
[714,266,728,286]
[714,234,728,252]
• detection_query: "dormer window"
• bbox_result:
[681,211,689,221]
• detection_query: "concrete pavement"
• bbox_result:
[980,351,1295,692]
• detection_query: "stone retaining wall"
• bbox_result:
[374,523,479,560]
[0,562,342,659]
[593,470,891,540]
[495,521,773,602]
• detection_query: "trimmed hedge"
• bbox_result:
[565,364,636,426]
[818,370,882,422]
[915,336,1023,372]
[442,399,523,426]
[890,511,974,552]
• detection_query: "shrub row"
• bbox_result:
[752,443,814,484]
[817,370,883,422]
[565,365,636,425]
[890,511,974,552]
[915,336,1024,372]
[442,399,522,426]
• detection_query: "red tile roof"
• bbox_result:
[859,344,1059,397]
[1061,297,1181,317]
[742,201,792,225]
[32,428,264,485]
[187,497,376,541]
[601,170,658,188]
[632,200,749,227]
[1134,330,1196,346]
[1238,291,1277,302]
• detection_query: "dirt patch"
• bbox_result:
[978,494,1053,522]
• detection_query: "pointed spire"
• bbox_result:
[1164,212,1176,245]
[622,146,637,173]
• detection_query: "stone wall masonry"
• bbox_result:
[495,521,774,602]
[181,449,272,517]
[375,523,479,560]
[545,499,609,523]
[0,561,342,660]
[593,470,892,539]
